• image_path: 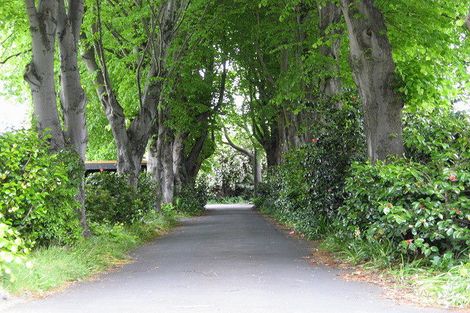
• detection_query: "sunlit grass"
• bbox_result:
[2,211,177,295]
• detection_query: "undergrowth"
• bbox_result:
[321,229,469,308]
[1,211,177,295]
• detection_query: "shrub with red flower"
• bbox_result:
[448,174,458,182]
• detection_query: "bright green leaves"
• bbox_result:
[379,0,470,109]
[0,130,83,278]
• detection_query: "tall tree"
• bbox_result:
[24,0,64,150]
[24,0,89,235]
[341,0,404,162]
[318,1,343,102]
[83,0,189,185]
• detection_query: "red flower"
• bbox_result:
[405,239,413,245]
[311,138,319,143]
[99,168,104,172]
[448,174,458,182]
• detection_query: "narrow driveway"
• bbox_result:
[7,204,451,313]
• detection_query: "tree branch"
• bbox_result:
[223,127,254,159]
[0,49,31,64]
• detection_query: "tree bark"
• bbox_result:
[57,0,89,236]
[160,119,175,204]
[172,133,184,194]
[24,0,65,150]
[318,1,342,103]
[147,123,163,210]
[341,0,404,162]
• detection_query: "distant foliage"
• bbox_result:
[0,130,82,247]
[203,147,253,199]
[175,181,208,215]
[85,172,158,224]
[255,100,364,237]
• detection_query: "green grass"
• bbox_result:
[390,262,470,308]
[1,211,177,295]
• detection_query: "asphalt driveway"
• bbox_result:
[5,204,452,313]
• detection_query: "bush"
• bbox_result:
[0,222,28,278]
[255,100,364,238]
[336,109,470,265]
[257,106,470,266]
[337,159,469,264]
[175,181,208,215]
[0,130,82,247]
[85,172,158,224]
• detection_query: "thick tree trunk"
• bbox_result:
[82,38,141,185]
[57,0,89,236]
[341,0,404,162]
[253,149,262,195]
[147,125,163,211]
[183,128,209,185]
[161,126,175,204]
[319,2,342,103]
[262,121,282,168]
[172,133,184,194]
[24,0,65,150]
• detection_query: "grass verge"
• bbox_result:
[322,236,470,308]
[1,211,177,296]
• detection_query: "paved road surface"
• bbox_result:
[6,204,452,313]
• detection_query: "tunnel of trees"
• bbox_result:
[0,0,469,305]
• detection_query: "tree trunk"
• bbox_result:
[253,149,262,195]
[147,124,163,211]
[172,133,184,194]
[24,0,65,150]
[319,1,342,103]
[341,0,404,162]
[161,125,175,204]
[83,0,187,186]
[57,0,89,236]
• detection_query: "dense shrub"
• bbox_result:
[0,222,28,277]
[337,159,469,264]
[404,109,469,165]
[0,130,82,247]
[337,109,470,265]
[258,106,470,266]
[174,181,208,215]
[85,172,158,224]
[255,101,364,237]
